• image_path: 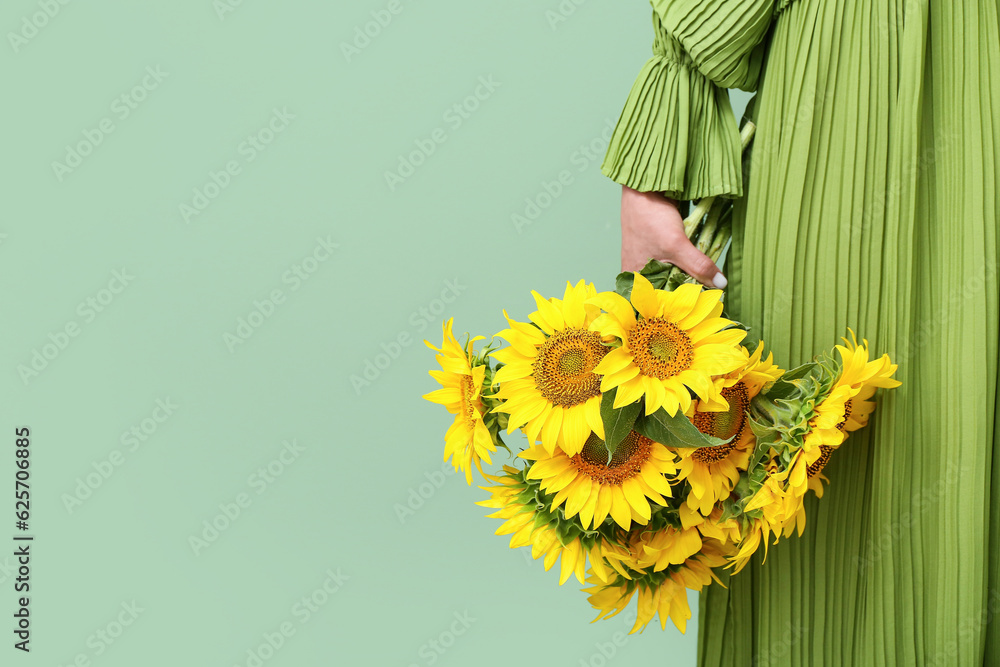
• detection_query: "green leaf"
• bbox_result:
[635,406,734,449]
[639,258,674,290]
[745,420,776,474]
[732,475,752,500]
[614,271,636,299]
[719,497,739,522]
[762,362,818,401]
[599,390,642,459]
[614,259,674,300]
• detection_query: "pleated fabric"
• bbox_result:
[601,1,1000,664]
[601,0,775,199]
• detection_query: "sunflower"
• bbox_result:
[779,444,833,499]
[699,341,784,412]
[674,344,783,515]
[521,430,677,530]
[774,446,831,537]
[727,518,773,574]
[588,274,747,417]
[803,330,900,451]
[801,383,854,451]
[678,503,742,546]
[634,525,705,573]
[583,521,705,579]
[476,465,619,585]
[728,472,805,572]
[841,388,878,434]
[837,331,899,433]
[772,333,898,531]
[584,537,728,633]
[491,280,608,456]
[423,318,495,484]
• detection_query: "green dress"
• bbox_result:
[601,1,1000,664]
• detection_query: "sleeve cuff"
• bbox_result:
[599,55,743,201]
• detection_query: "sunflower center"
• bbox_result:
[807,445,834,477]
[533,328,608,407]
[559,348,586,375]
[627,318,694,380]
[835,399,853,431]
[459,375,480,428]
[691,383,749,463]
[649,331,679,361]
[571,431,653,485]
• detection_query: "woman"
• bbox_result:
[601,1,1000,665]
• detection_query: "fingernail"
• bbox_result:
[712,273,728,289]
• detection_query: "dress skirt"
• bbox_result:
[600,0,1000,664]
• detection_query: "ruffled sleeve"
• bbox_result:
[601,0,777,200]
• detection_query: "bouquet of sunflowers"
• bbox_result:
[422,123,900,634]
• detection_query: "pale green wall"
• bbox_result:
[2,2,758,665]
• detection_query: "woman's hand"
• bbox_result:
[619,185,727,289]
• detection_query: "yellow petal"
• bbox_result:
[593,346,634,376]
[609,486,632,529]
[564,477,593,519]
[585,397,605,439]
[612,377,646,409]
[621,478,651,522]
[578,482,601,528]
[644,377,666,415]
[530,290,565,333]
[559,540,580,584]
[599,362,641,392]
[559,404,591,456]
[540,408,564,451]
[676,290,722,329]
[588,291,637,330]
[662,282,700,323]
[630,273,660,319]
[593,485,614,526]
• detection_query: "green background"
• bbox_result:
[2,1,750,664]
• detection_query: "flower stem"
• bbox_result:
[672,121,756,284]
[707,215,732,264]
[696,200,725,256]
